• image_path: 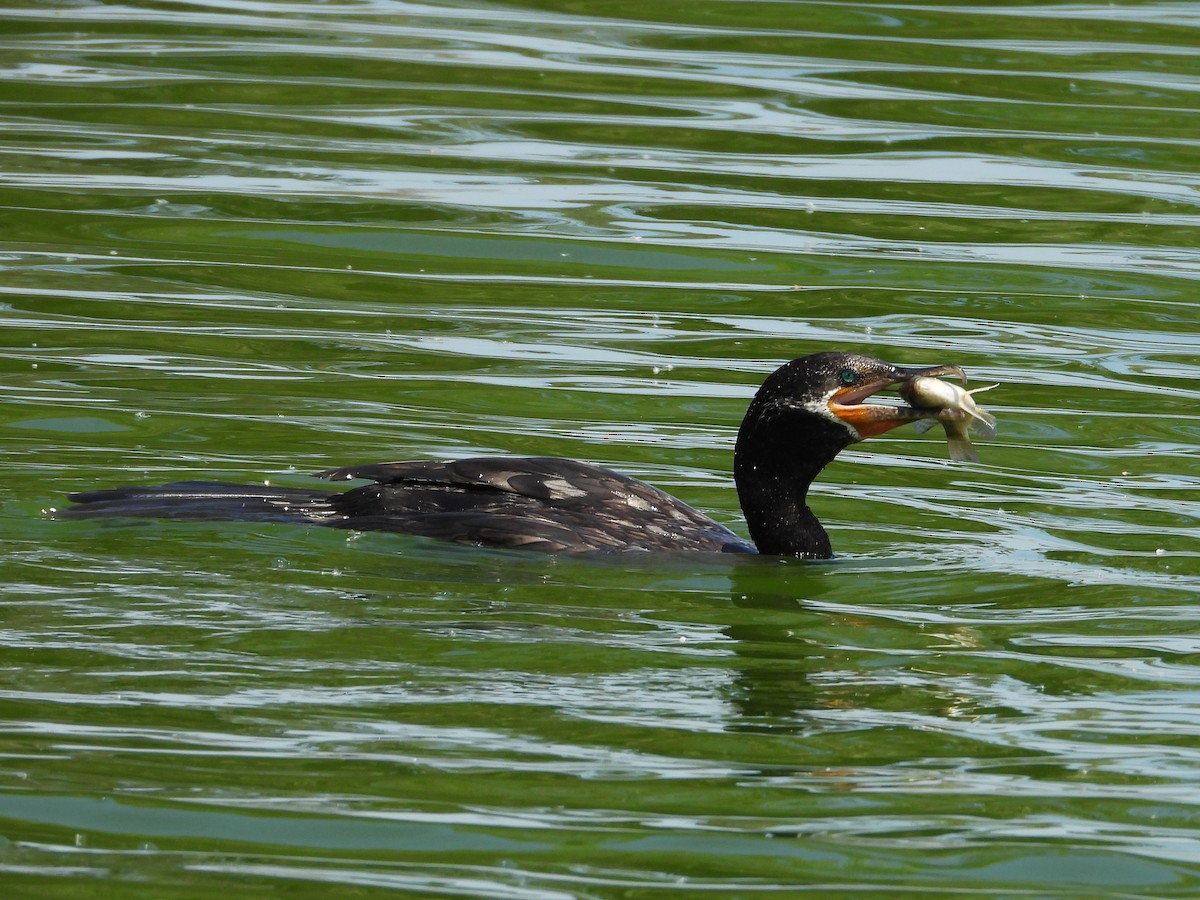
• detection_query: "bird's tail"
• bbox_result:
[56,481,342,524]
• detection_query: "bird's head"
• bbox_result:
[748,351,965,446]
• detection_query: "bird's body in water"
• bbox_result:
[59,352,969,558]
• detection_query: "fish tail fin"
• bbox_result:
[968,408,998,439]
[946,437,981,463]
[964,384,999,438]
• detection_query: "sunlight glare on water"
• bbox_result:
[2,0,1200,896]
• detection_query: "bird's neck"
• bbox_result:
[733,403,847,558]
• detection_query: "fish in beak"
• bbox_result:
[829,363,968,440]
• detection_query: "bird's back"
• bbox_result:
[61,456,754,554]
[321,457,753,553]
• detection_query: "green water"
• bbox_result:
[3,0,1200,896]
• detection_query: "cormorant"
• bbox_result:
[59,351,963,558]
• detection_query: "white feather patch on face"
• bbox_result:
[787,390,863,441]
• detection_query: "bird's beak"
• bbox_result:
[829,364,967,439]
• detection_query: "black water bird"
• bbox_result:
[59,352,961,558]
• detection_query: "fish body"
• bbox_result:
[902,376,997,462]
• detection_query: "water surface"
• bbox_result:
[3,0,1200,896]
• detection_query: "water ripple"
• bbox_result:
[3,0,1200,895]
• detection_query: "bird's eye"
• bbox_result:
[839,369,858,385]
